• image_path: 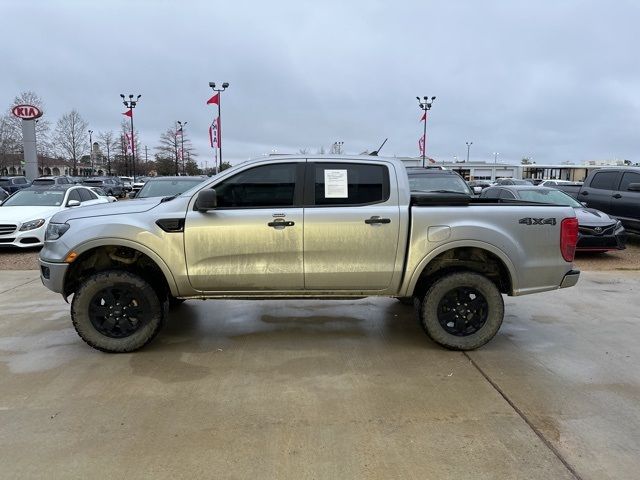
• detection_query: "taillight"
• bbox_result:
[560,217,579,262]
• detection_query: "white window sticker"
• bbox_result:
[324,169,348,198]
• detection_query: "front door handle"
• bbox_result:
[268,219,295,228]
[612,193,622,199]
[365,216,391,225]
[580,191,588,196]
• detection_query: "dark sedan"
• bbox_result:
[81,177,125,198]
[0,176,31,193]
[480,186,627,252]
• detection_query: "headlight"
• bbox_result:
[19,219,46,231]
[45,223,70,241]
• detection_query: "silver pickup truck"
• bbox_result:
[39,156,580,353]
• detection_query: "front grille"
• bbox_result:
[0,237,15,243]
[0,224,17,235]
[579,224,616,236]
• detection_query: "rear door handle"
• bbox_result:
[612,193,622,199]
[268,219,295,228]
[365,216,391,225]
[579,191,588,196]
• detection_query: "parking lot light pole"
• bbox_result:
[177,121,187,175]
[208,82,229,164]
[493,151,499,164]
[120,94,141,181]
[466,141,473,163]
[417,96,435,167]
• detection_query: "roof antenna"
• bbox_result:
[369,138,388,156]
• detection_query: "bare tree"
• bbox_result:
[0,115,20,173]
[98,130,117,175]
[298,148,309,155]
[53,110,89,175]
[316,146,326,155]
[156,123,196,175]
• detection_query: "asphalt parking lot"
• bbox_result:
[0,268,638,479]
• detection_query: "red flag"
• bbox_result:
[122,109,133,118]
[420,112,426,122]
[206,93,220,105]
[418,135,425,156]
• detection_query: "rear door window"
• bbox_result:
[619,172,640,191]
[499,189,516,199]
[310,163,389,206]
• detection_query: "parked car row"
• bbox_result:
[0,176,209,248]
[479,186,627,253]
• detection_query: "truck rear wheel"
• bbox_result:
[419,272,504,350]
[71,270,167,353]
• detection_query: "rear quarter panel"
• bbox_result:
[403,204,577,296]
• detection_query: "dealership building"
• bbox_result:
[397,157,636,182]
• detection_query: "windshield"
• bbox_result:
[408,174,471,195]
[83,180,103,185]
[32,179,55,185]
[518,189,582,207]
[2,189,65,207]
[136,179,204,198]
[0,180,10,186]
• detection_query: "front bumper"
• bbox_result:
[577,225,627,251]
[560,269,580,289]
[39,259,69,294]
[0,224,46,248]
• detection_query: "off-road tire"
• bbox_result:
[419,272,504,350]
[71,270,167,353]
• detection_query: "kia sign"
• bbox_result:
[12,104,43,120]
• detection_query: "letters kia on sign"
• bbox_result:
[11,104,43,120]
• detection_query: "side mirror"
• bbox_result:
[627,183,640,192]
[196,189,217,211]
[67,200,81,207]
[129,191,137,199]
[581,201,588,207]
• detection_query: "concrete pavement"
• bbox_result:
[0,270,638,479]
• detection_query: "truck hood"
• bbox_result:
[0,205,61,223]
[574,207,617,226]
[51,198,161,223]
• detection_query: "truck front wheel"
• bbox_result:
[71,270,167,353]
[419,272,504,350]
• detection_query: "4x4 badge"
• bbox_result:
[519,217,557,226]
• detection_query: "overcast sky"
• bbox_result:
[3,0,640,166]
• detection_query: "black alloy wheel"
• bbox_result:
[88,284,151,338]
[436,287,488,336]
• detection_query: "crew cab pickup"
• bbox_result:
[39,156,580,353]
[574,167,640,234]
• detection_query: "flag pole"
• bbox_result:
[208,82,229,166]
